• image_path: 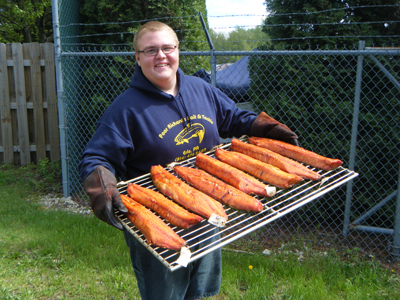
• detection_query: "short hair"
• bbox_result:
[133,21,179,52]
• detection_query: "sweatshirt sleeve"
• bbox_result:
[212,87,258,138]
[78,122,133,182]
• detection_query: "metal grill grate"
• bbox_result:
[116,139,358,272]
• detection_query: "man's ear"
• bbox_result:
[135,52,141,66]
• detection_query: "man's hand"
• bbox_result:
[83,166,128,230]
[251,112,299,146]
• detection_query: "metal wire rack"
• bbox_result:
[116,139,358,272]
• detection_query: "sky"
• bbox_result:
[205,0,268,34]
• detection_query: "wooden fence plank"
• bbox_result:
[43,43,60,161]
[26,43,46,161]
[12,43,30,165]
[0,43,60,165]
[0,43,14,163]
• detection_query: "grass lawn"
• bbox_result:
[1,161,399,299]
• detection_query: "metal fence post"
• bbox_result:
[198,12,216,86]
[51,0,69,197]
[391,160,400,260]
[342,40,365,236]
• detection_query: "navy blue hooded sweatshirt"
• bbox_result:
[79,64,257,182]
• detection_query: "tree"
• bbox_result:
[347,0,400,46]
[209,26,270,64]
[0,0,52,43]
[263,0,400,48]
[209,26,269,50]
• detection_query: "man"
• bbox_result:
[79,21,298,300]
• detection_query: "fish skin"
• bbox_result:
[127,183,203,229]
[151,165,228,221]
[215,148,302,188]
[174,166,263,212]
[121,194,186,251]
[195,152,274,197]
[230,139,321,181]
[248,137,343,171]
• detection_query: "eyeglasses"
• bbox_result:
[138,45,177,57]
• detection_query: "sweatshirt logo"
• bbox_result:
[174,123,205,145]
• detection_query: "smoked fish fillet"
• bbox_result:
[248,137,343,171]
[127,183,203,229]
[120,194,186,251]
[195,152,276,198]
[215,148,302,189]
[174,166,263,212]
[230,139,321,181]
[151,165,228,221]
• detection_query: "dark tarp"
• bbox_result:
[193,55,250,102]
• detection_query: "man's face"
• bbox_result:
[135,29,179,92]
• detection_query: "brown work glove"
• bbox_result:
[251,112,299,146]
[83,166,128,230]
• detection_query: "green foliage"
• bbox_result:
[0,0,52,43]
[263,0,400,48]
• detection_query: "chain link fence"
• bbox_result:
[54,2,400,261]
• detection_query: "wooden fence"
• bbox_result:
[0,43,60,165]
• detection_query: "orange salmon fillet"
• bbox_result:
[174,165,263,212]
[215,148,302,188]
[127,183,203,229]
[151,165,228,221]
[248,137,343,171]
[230,139,321,181]
[195,152,276,197]
[121,194,186,251]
